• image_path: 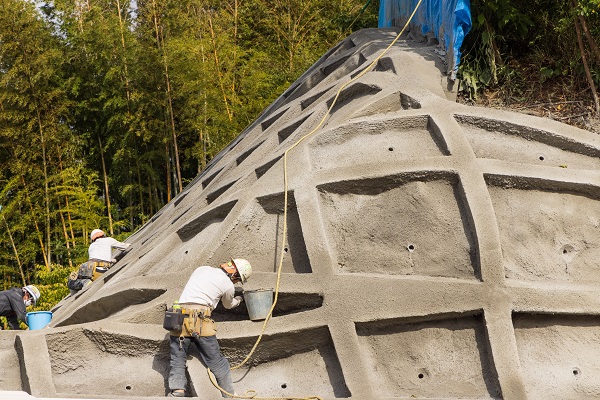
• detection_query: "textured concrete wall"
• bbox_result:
[1,28,600,400]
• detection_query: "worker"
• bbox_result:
[167,258,252,398]
[0,285,40,330]
[67,229,131,294]
[88,228,131,264]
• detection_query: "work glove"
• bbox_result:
[234,295,244,303]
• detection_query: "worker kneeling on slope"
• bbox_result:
[0,285,40,330]
[165,258,252,398]
[67,229,131,294]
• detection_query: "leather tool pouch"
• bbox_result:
[181,312,217,337]
[163,308,185,331]
[77,262,94,279]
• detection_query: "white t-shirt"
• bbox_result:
[88,237,128,262]
[179,266,240,310]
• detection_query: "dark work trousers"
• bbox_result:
[168,334,235,397]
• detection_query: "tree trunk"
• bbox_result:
[115,0,133,104]
[56,195,74,268]
[58,157,76,248]
[98,135,114,234]
[34,105,52,266]
[573,0,600,65]
[572,0,600,115]
[1,214,26,286]
[151,0,182,195]
[135,154,145,222]
[206,11,233,122]
[165,139,172,202]
[21,176,49,270]
[161,40,183,193]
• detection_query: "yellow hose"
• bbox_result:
[208,1,424,398]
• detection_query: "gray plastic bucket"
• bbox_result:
[244,289,273,321]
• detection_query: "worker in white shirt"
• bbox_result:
[167,259,252,398]
[67,229,131,294]
[88,228,131,263]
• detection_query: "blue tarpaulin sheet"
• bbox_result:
[378,0,471,79]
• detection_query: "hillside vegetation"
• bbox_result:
[459,0,600,133]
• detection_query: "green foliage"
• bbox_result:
[458,0,600,102]
[32,264,72,311]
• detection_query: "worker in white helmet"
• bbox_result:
[67,229,131,294]
[0,285,40,330]
[167,258,252,398]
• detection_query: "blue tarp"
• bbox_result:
[378,0,471,79]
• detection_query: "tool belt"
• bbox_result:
[164,304,216,337]
[76,259,113,281]
[67,259,113,290]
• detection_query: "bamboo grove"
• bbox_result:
[0,0,378,309]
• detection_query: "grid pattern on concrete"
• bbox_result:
[6,28,600,400]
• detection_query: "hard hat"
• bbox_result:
[23,285,40,305]
[232,258,252,284]
[90,229,104,241]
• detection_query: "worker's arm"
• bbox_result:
[110,239,131,251]
[7,292,27,328]
[220,287,242,309]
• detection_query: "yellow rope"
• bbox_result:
[208,2,423,398]
[207,368,323,400]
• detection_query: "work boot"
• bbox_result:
[168,389,185,397]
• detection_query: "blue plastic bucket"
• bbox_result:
[244,289,273,321]
[27,311,52,330]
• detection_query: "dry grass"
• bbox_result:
[457,72,600,134]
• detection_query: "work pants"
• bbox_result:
[168,334,235,397]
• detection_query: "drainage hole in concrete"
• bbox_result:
[407,244,415,252]
[539,155,545,161]
[418,373,424,379]
[388,147,394,152]
[126,386,132,390]
[185,250,188,254]
[281,384,287,389]
[284,247,289,253]
[573,368,581,377]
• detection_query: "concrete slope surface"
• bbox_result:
[2,28,600,400]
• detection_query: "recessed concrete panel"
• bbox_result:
[487,180,600,283]
[47,329,169,397]
[310,115,449,170]
[207,193,311,274]
[514,314,600,399]
[356,314,500,398]
[318,174,477,279]
[459,115,600,169]
[221,327,350,399]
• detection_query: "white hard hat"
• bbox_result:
[232,259,252,284]
[90,229,104,241]
[23,285,40,304]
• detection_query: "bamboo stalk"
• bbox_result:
[20,176,49,270]
[206,11,233,122]
[98,135,114,235]
[0,212,26,286]
[572,0,600,115]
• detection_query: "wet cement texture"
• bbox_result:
[2,28,600,400]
